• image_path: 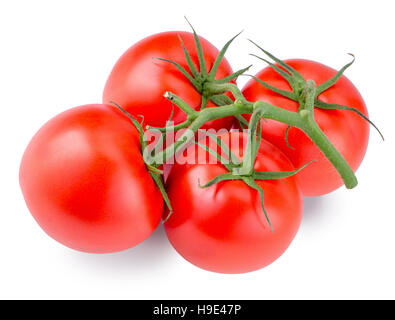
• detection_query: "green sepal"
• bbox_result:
[315,100,384,140]
[198,172,241,188]
[185,17,207,76]
[192,132,313,231]
[249,53,295,85]
[235,115,249,129]
[208,31,243,81]
[210,94,233,105]
[248,39,304,83]
[193,141,233,171]
[247,74,297,101]
[150,172,173,223]
[253,160,313,180]
[316,54,355,95]
[110,102,173,220]
[146,164,163,175]
[110,101,146,151]
[177,34,200,79]
[152,107,174,221]
[214,65,252,84]
[248,40,308,98]
[205,131,241,165]
[284,125,295,149]
[154,57,201,91]
[248,41,383,142]
[159,19,249,113]
[198,172,274,230]
[241,177,273,231]
[146,120,192,134]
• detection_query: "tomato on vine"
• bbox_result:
[103,28,244,131]
[241,45,382,196]
[164,129,305,274]
[18,19,382,274]
[19,104,164,253]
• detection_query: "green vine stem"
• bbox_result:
[148,96,252,165]
[203,82,247,102]
[255,80,357,189]
[143,20,382,195]
[110,21,380,226]
[150,80,358,190]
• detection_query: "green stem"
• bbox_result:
[164,92,199,118]
[300,111,358,189]
[204,82,246,102]
[300,80,357,189]
[152,84,358,189]
[254,81,357,189]
[151,101,252,164]
[146,119,192,133]
[253,101,303,127]
[235,108,264,176]
[301,80,316,111]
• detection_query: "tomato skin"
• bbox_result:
[242,59,370,196]
[103,31,234,130]
[164,132,302,274]
[19,104,163,253]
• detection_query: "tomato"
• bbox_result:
[242,59,370,196]
[103,31,234,130]
[164,132,302,274]
[19,104,163,253]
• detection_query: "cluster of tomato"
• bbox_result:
[19,30,370,273]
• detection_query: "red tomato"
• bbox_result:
[19,104,163,253]
[164,132,302,273]
[103,31,234,130]
[242,59,370,196]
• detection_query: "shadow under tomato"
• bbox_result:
[301,194,337,228]
[67,223,174,274]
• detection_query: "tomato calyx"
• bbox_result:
[111,102,173,216]
[248,41,384,141]
[195,110,311,230]
[155,19,251,111]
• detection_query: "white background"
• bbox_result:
[1,0,394,299]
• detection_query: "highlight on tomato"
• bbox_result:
[163,131,304,274]
[19,104,163,253]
